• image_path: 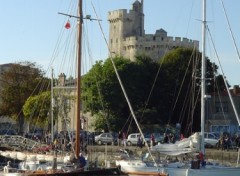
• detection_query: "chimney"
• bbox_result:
[58,73,66,86]
[233,85,240,95]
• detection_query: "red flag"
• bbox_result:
[65,20,71,29]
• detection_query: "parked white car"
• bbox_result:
[204,132,219,148]
[126,133,150,146]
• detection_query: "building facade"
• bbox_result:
[206,85,240,135]
[55,73,94,133]
[108,0,199,62]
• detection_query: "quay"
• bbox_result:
[0,135,239,167]
[86,145,240,167]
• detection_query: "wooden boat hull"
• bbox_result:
[27,167,122,176]
[121,171,168,176]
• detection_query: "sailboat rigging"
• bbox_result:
[0,0,121,175]
[58,0,101,160]
[116,0,240,175]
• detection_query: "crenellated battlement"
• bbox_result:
[108,9,137,22]
[122,35,199,46]
[108,1,199,61]
[108,9,126,21]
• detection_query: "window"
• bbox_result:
[211,125,230,133]
[215,102,228,113]
[208,134,215,139]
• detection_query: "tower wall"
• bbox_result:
[108,1,199,61]
[108,1,144,57]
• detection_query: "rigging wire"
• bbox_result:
[207,26,240,126]
[45,0,78,78]
[214,76,229,125]
[166,46,198,125]
[82,24,112,132]
[91,1,158,167]
[220,0,240,64]
[205,29,230,129]
[137,1,199,126]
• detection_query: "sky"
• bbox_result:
[1,0,240,86]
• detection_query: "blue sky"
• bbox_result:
[1,0,240,86]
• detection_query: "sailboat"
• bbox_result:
[116,0,240,176]
[0,0,121,175]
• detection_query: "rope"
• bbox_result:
[207,26,240,126]
[91,1,158,168]
[220,0,240,64]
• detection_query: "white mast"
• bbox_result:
[51,68,54,143]
[201,0,206,154]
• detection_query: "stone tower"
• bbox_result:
[108,0,199,62]
[108,0,144,58]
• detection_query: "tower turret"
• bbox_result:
[108,0,145,57]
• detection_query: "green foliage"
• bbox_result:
[0,61,49,133]
[92,112,120,132]
[82,48,225,133]
[160,48,226,134]
[23,91,50,127]
[82,56,161,131]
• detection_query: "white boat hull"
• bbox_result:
[117,159,240,176]
[165,167,240,176]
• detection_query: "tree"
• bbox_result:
[82,56,160,132]
[82,58,132,131]
[82,48,225,134]
[160,47,226,135]
[23,91,51,127]
[0,62,48,134]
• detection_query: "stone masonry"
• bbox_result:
[108,0,199,62]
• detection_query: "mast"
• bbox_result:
[76,0,82,158]
[58,0,99,158]
[51,68,54,143]
[201,0,206,154]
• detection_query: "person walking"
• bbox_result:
[223,135,230,151]
[150,134,155,147]
[79,153,86,170]
[235,134,240,151]
[163,133,169,143]
[118,131,123,146]
[122,132,127,148]
[137,135,143,148]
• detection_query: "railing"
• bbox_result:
[0,135,47,151]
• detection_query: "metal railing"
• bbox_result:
[0,135,48,151]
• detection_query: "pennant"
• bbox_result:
[65,20,71,29]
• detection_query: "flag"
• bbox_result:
[65,20,71,29]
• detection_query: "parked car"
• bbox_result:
[94,132,117,145]
[126,133,150,146]
[204,132,219,148]
[58,130,94,145]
